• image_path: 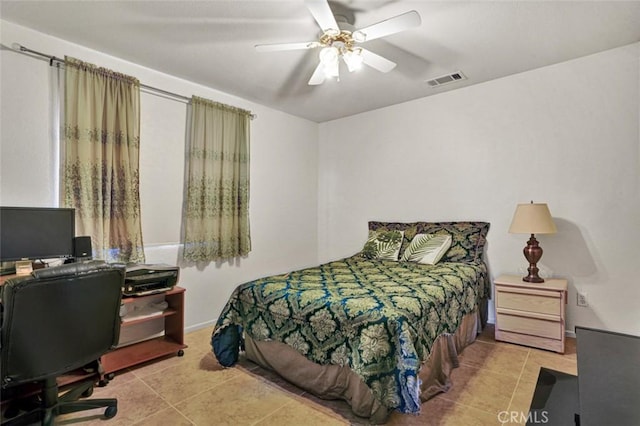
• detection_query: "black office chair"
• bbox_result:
[0,262,124,425]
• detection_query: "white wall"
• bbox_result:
[0,21,319,331]
[3,20,639,337]
[319,43,640,336]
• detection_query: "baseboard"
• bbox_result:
[185,319,216,334]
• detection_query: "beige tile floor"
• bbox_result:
[48,324,576,425]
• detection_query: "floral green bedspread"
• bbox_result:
[212,255,490,414]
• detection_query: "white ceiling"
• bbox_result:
[2,1,640,122]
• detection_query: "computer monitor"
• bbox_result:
[0,206,76,267]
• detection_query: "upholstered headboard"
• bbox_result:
[368,221,490,263]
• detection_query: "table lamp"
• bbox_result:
[509,201,557,283]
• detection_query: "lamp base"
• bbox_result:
[522,234,545,283]
[523,273,545,283]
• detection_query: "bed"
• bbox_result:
[211,221,490,423]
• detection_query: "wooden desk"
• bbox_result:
[1,273,187,376]
[0,273,21,284]
[0,369,96,406]
[102,286,187,374]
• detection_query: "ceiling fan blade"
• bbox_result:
[360,49,396,73]
[255,41,319,52]
[308,62,326,85]
[304,0,339,33]
[353,10,421,42]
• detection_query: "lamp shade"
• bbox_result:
[509,203,557,234]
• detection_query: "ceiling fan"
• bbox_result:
[255,0,421,85]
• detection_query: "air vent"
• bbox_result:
[425,71,467,87]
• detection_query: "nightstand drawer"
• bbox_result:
[497,313,562,340]
[497,288,561,316]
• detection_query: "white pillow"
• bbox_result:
[401,233,452,265]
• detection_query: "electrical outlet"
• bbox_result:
[577,291,588,307]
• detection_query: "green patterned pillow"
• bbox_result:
[362,230,404,261]
[401,233,452,265]
[368,221,490,263]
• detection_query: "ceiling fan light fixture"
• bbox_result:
[343,49,363,72]
[319,46,340,79]
[323,60,339,79]
[352,30,366,43]
[324,28,341,37]
[319,46,339,65]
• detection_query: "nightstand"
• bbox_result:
[494,274,567,353]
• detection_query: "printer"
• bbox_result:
[123,264,179,296]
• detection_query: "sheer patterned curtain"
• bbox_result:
[182,96,251,262]
[61,56,145,263]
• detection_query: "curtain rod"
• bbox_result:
[11,43,257,120]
